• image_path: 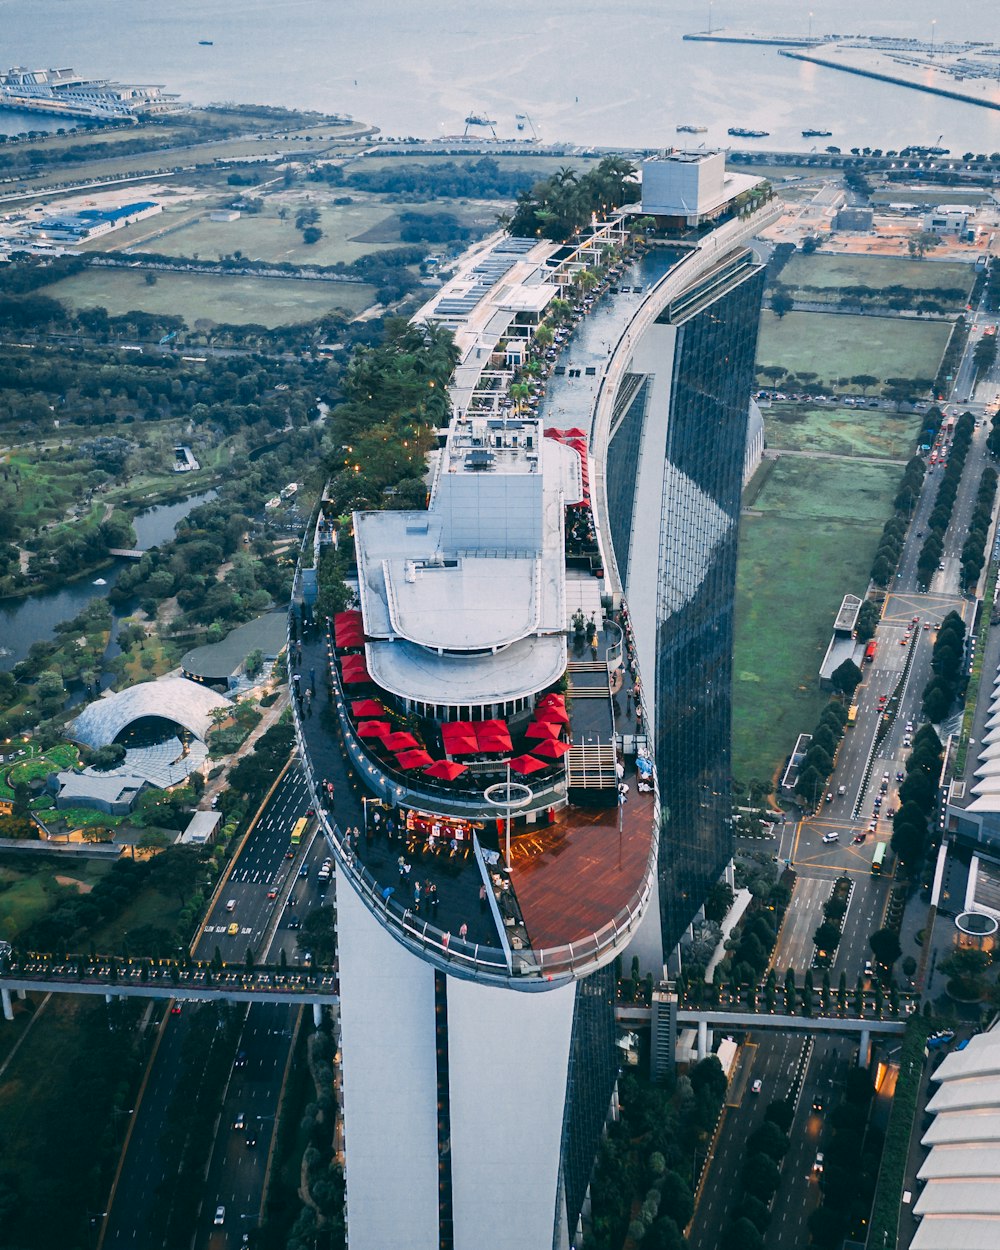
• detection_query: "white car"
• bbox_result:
[214,1206,226,1226]
[822,832,839,844]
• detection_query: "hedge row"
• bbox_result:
[871,456,927,587]
[917,411,975,584]
[961,465,998,591]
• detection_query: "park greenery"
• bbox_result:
[335,154,540,201]
[585,1062,726,1250]
[917,410,975,585]
[506,157,640,240]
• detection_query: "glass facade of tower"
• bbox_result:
[653,259,766,955]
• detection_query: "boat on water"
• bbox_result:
[464,113,496,127]
[198,40,214,46]
[802,128,832,138]
[93,578,107,586]
[676,124,708,133]
[728,127,769,138]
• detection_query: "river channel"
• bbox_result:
[0,490,216,672]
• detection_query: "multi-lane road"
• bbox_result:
[101,764,328,1249]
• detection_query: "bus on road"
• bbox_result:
[871,842,887,876]
[290,816,308,847]
[847,704,858,726]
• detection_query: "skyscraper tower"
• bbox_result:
[293,156,776,1248]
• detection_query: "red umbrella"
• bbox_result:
[476,725,512,751]
[442,721,475,741]
[341,663,371,685]
[538,693,565,708]
[525,720,561,740]
[352,699,385,717]
[336,628,364,647]
[532,738,571,759]
[383,731,419,752]
[447,737,481,756]
[396,748,434,770]
[334,610,362,628]
[424,759,468,781]
[510,753,546,775]
[535,705,569,725]
[357,719,391,740]
[565,427,587,438]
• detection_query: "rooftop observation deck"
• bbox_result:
[292,608,656,986]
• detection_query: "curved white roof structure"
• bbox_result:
[914,1025,1000,1248]
[68,677,229,749]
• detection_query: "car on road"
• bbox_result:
[214,1206,226,1226]
[813,1152,824,1174]
[903,736,912,748]
[246,1133,257,1148]
[896,771,905,782]
[825,792,833,803]
[227,922,239,936]
[853,833,866,844]
[751,1078,763,1095]
[812,1096,825,1113]
[234,1112,245,1130]
[267,887,278,900]
[287,917,301,930]
[906,721,914,732]
[235,1050,247,1068]
[822,832,839,844]
[170,1003,182,1015]
[226,898,237,913]
[299,865,309,878]
[838,785,846,796]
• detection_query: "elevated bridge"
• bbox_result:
[0,956,338,1016]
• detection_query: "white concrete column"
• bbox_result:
[859,1029,871,1067]
[697,1019,708,1060]
[1,988,13,1021]
[15,989,26,1001]
[313,1002,324,1028]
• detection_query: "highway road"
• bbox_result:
[101,763,330,1249]
[689,1031,857,1250]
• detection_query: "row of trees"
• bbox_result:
[812,877,853,965]
[771,279,968,316]
[807,1068,879,1248]
[960,465,998,592]
[916,411,975,585]
[988,405,1000,459]
[891,723,945,871]
[338,154,539,201]
[974,328,998,377]
[720,1099,794,1250]
[795,699,852,809]
[921,611,967,724]
[871,455,926,586]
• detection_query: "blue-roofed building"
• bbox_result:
[28,200,161,242]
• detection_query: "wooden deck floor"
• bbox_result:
[508,775,655,951]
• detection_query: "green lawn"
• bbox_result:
[42,269,377,327]
[756,310,952,388]
[0,857,112,941]
[778,253,975,298]
[733,457,900,784]
[764,404,920,459]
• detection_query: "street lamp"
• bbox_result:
[484,763,532,872]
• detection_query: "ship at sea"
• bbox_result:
[676,124,707,133]
[802,128,832,138]
[728,127,769,138]
[0,66,181,122]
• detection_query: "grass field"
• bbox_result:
[43,269,377,326]
[778,253,975,297]
[0,857,110,940]
[141,197,490,266]
[764,403,919,459]
[733,456,899,784]
[756,310,952,387]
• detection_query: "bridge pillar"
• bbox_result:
[859,1029,871,1067]
[1,988,13,1022]
[313,1002,324,1028]
[105,993,113,1006]
[697,1019,708,1061]
[15,989,25,1001]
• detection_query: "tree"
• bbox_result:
[813,921,841,954]
[302,226,323,245]
[723,1218,764,1250]
[831,658,863,695]
[645,1216,686,1250]
[748,1119,790,1161]
[741,1153,780,1202]
[148,844,204,904]
[869,927,902,968]
[298,905,337,965]
[244,648,264,679]
[656,1171,693,1228]
[771,288,794,318]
